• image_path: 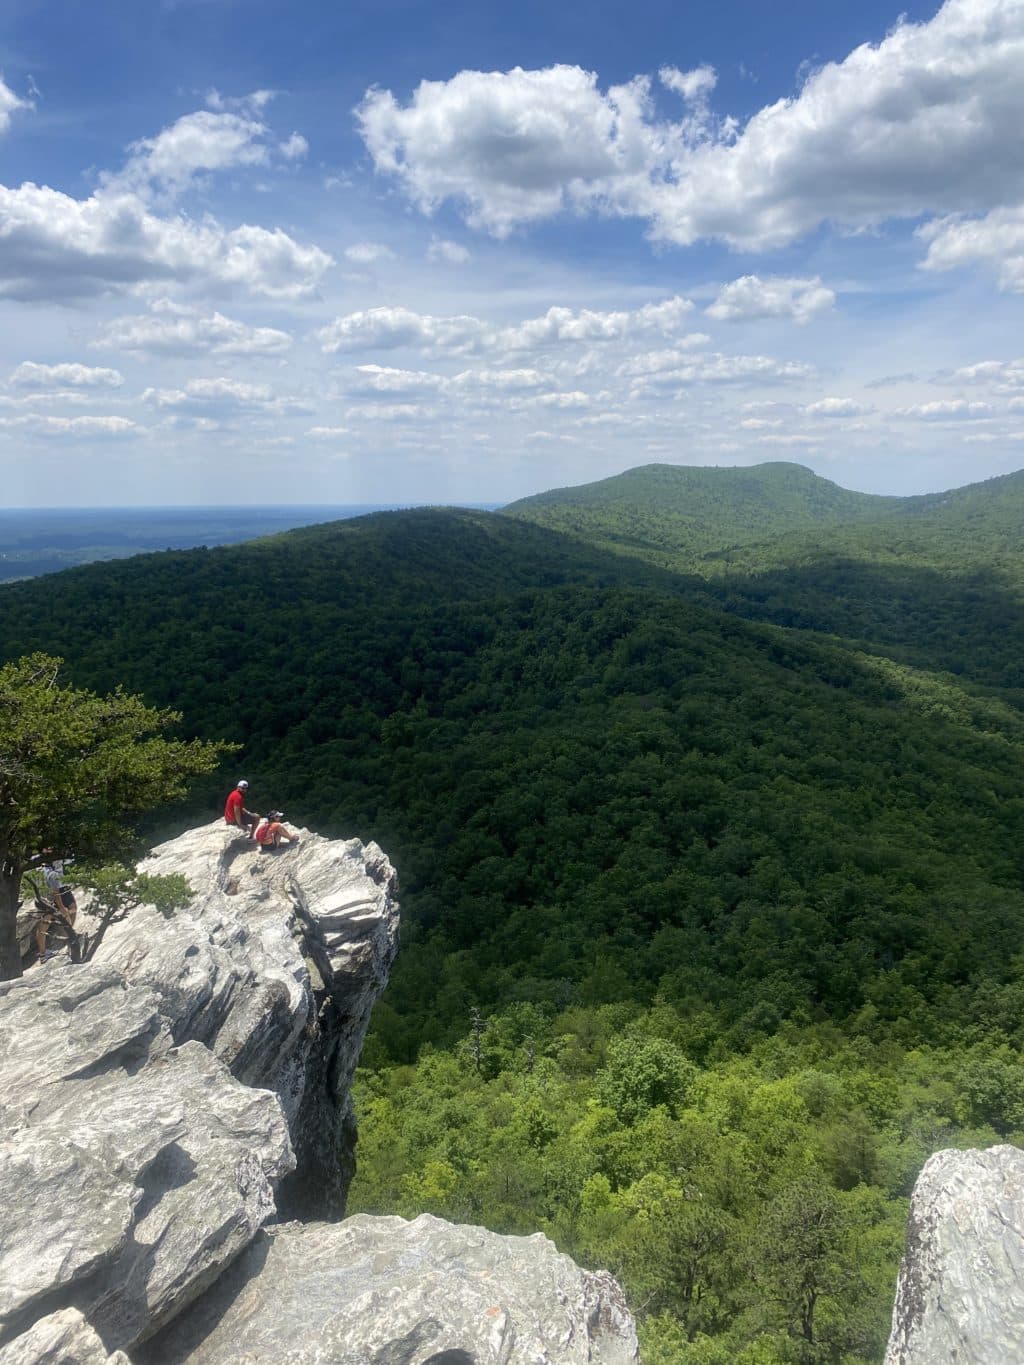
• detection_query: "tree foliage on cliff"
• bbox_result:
[0,652,229,978]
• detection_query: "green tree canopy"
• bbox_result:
[0,652,230,978]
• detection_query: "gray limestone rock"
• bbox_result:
[2,822,641,1365]
[885,1144,1024,1363]
[95,821,400,1215]
[0,1310,131,1365]
[0,822,399,1357]
[141,1212,640,1365]
[0,964,293,1355]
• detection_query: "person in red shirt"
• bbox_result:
[224,780,258,837]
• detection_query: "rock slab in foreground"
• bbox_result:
[0,821,400,1358]
[141,1212,640,1365]
[885,1144,1024,1364]
[0,965,293,1356]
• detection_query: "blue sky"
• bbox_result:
[2,0,1023,505]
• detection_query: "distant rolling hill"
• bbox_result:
[0,506,692,710]
[502,462,901,566]
[503,461,1024,576]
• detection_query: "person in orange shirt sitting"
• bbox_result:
[253,811,300,851]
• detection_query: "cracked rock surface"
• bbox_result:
[140,1213,640,1365]
[886,1144,1024,1364]
[102,821,401,1216]
[0,965,293,1356]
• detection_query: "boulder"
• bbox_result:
[885,1144,1024,1363]
[0,964,293,1355]
[139,1212,640,1364]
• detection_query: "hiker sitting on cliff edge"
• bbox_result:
[224,780,259,837]
[253,811,300,851]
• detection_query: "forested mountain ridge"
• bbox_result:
[702,465,1024,580]
[3,491,1024,1361]
[503,460,1024,578]
[506,462,1024,701]
[502,461,902,564]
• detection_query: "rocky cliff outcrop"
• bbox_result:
[0,821,640,1364]
[104,822,399,1217]
[886,1144,1024,1364]
[141,1214,639,1364]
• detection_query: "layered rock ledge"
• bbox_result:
[0,821,640,1364]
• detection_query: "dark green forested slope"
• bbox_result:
[0,506,362,582]
[506,463,1024,699]
[694,469,1024,703]
[3,502,1024,1361]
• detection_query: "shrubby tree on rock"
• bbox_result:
[0,653,229,980]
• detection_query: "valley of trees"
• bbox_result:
[2,462,1023,1360]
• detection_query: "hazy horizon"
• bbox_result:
[0,455,1019,513]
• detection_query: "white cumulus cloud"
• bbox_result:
[919,205,1024,292]
[426,236,471,264]
[947,358,1024,389]
[343,242,396,265]
[706,275,835,324]
[804,397,866,417]
[319,305,485,354]
[496,297,694,350]
[93,302,292,356]
[356,2,1024,260]
[348,364,447,396]
[11,362,124,389]
[356,64,673,235]
[0,413,138,436]
[140,376,306,417]
[0,182,332,301]
[453,367,550,392]
[659,65,717,103]
[626,351,814,386]
[893,399,993,419]
[109,109,270,199]
[280,132,309,160]
[318,295,696,357]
